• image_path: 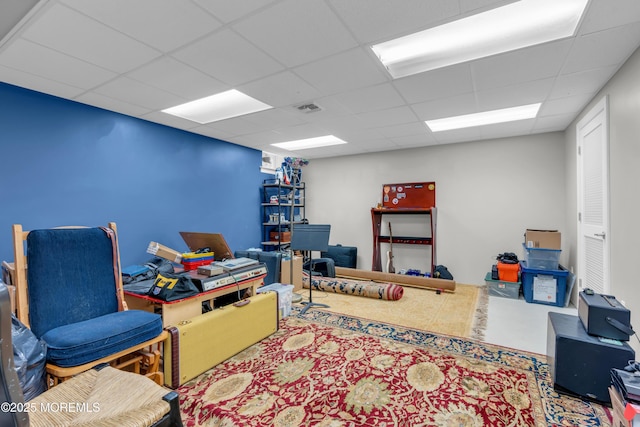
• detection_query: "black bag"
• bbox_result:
[147,272,199,301]
[434,265,454,280]
[12,314,47,401]
[497,252,519,264]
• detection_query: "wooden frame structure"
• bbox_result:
[12,223,167,387]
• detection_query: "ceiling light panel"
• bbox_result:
[372,0,589,78]
[162,90,272,124]
[271,135,348,151]
[426,103,541,132]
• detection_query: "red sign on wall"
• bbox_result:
[382,182,436,209]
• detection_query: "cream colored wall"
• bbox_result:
[303,132,566,285]
[565,46,640,353]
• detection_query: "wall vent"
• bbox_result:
[295,103,322,113]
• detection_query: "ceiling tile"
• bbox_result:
[458,0,518,14]
[127,57,227,100]
[141,111,203,130]
[239,71,321,108]
[238,108,307,133]
[539,93,594,117]
[393,63,474,104]
[22,3,160,73]
[476,79,554,111]
[355,106,417,128]
[201,115,293,137]
[563,23,640,74]
[432,127,482,144]
[376,122,431,138]
[471,39,572,91]
[478,119,536,139]
[270,123,333,141]
[411,93,478,121]
[325,83,405,114]
[293,48,388,95]
[74,91,152,117]
[329,0,460,43]
[92,77,187,110]
[233,0,358,67]
[391,133,438,148]
[532,113,575,132]
[0,0,40,43]
[194,0,277,24]
[60,0,222,52]
[172,28,284,86]
[232,130,293,146]
[550,66,618,99]
[0,38,116,89]
[579,0,640,35]
[0,64,86,100]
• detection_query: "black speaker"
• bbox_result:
[578,291,632,341]
[547,312,634,404]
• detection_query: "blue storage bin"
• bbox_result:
[521,261,568,307]
[522,243,561,270]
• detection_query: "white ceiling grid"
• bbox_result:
[0,0,639,158]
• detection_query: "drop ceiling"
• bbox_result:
[1,0,640,159]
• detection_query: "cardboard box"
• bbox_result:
[281,256,303,292]
[610,386,632,427]
[146,241,183,263]
[525,229,561,249]
[269,231,291,242]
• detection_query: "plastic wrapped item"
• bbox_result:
[11,314,47,401]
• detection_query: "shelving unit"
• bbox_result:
[371,207,437,274]
[261,173,305,252]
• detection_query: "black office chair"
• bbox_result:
[290,224,331,315]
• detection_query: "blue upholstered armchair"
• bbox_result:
[12,223,168,386]
[0,282,183,427]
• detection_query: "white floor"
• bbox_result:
[484,294,577,355]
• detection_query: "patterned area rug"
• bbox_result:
[299,283,488,340]
[178,311,610,426]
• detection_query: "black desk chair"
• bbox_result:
[290,224,331,315]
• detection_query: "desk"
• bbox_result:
[124,275,264,327]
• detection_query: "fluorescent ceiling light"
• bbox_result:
[162,89,272,124]
[371,0,589,78]
[426,103,541,132]
[271,135,348,151]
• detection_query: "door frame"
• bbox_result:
[576,96,610,293]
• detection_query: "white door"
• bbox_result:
[577,96,610,294]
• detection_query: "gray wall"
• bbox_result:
[565,46,640,354]
[303,132,566,285]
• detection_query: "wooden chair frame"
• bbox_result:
[12,223,167,387]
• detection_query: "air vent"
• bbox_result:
[295,103,322,113]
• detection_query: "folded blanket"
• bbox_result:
[303,275,403,301]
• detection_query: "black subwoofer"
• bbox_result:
[547,312,634,404]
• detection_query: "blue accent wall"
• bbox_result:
[0,82,266,265]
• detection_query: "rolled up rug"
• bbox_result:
[303,274,404,301]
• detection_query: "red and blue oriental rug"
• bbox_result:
[178,309,610,426]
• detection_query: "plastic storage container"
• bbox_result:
[521,261,568,307]
[485,273,521,299]
[497,262,520,282]
[522,243,560,270]
[257,283,294,319]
